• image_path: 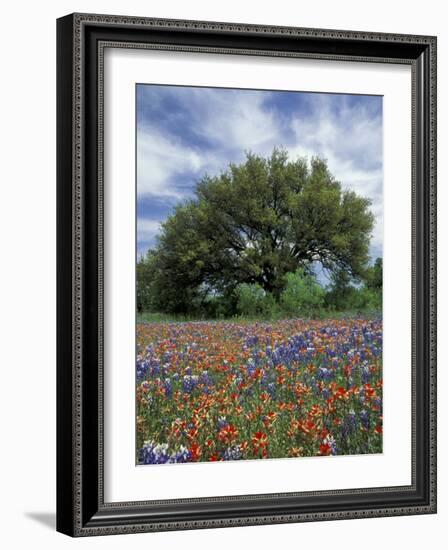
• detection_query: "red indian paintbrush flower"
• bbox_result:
[218,424,239,444]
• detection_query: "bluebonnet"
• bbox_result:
[172,446,191,463]
[200,370,213,386]
[245,358,257,376]
[140,441,170,464]
[359,409,370,430]
[321,387,331,400]
[163,377,173,398]
[182,374,199,393]
[136,360,149,382]
[244,335,259,348]
[361,363,372,384]
[317,367,333,381]
[327,435,338,455]
[222,445,244,460]
[342,409,357,438]
[136,346,163,381]
[140,441,191,464]
[346,376,354,390]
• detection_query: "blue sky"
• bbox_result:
[137,84,383,265]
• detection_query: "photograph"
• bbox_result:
[135,84,384,465]
[54,9,436,538]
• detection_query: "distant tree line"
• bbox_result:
[137,149,382,318]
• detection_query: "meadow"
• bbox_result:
[136,317,382,464]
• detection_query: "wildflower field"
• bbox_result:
[136,318,382,465]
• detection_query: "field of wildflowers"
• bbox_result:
[136,318,382,464]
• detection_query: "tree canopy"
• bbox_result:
[138,148,375,314]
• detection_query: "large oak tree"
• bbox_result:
[139,149,374,313]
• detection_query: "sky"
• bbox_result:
[136,84,383,266]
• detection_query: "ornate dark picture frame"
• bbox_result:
[56,13,437,537]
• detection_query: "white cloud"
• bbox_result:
[137,87,383,257]
[137,88,284,204]
[189,88,279,151]
[137,129,205,199]
[288,95,382,167]
[137,218,162,244]
[287,95,383,253]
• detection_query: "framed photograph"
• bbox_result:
[56,13,437,536]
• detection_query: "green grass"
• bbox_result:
[137,309,381,324]
[137,311,212,323]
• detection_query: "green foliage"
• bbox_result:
[136,251,157,312]
[325,258,382,313]
[202,294,235,319]
[280,269,325,317]
[324,268,358,311]
[137,149,376,316]
[235,283,277,317]
[352,287,382,311]
[364,257,383,291]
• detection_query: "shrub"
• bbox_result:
[235,283,276,317]
[280,269,325,317]
[202,295,232,319]
[352,287,382,311]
